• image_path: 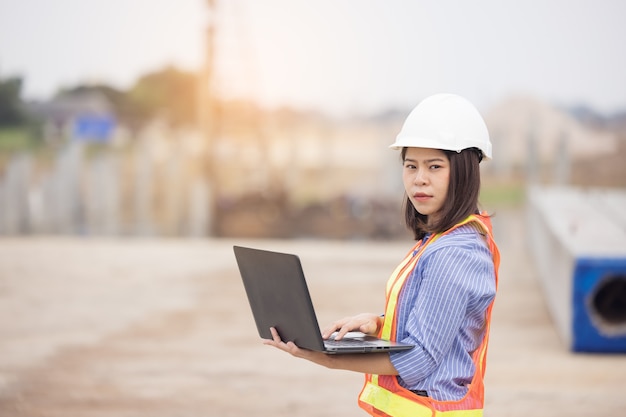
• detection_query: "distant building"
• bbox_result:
[26,90,118,145]
[484,95,617,180]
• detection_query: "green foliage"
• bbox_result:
[52,66,199,131]
[128,66,198,128]
[0,76,26,126]
[1,65,201,142]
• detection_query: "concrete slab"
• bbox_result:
[528,186,626,352]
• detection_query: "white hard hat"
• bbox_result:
[390,93,492,160]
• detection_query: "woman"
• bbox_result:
[264,93,500,417]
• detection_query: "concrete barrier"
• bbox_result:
[527,186,626,352]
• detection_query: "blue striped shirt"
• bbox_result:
[388,223,496,401]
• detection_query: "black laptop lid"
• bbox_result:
[233,245,326,352]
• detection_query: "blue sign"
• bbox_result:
[73,114,116,142]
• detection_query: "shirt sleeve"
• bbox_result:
[388,241,489,386]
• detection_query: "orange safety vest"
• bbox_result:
[358,214,500,417]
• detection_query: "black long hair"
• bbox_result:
[402,147,483,240]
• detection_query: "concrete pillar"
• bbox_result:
[133,144,155,236]
[0,154,31,234]
[52,142,85,234]
[554,131,570,185]
[86,153,120,235]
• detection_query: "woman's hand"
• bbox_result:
[321,313,383,340]
[262,323,398,375]
[262,327,306,357]
[262,327,330,366]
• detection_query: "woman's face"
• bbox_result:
[402,147,450,222]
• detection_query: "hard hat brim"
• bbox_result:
[388,139,492,160]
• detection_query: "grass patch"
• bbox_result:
[480,182,526,209]
[0,127,37,152]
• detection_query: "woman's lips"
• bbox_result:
[413,193,432,202]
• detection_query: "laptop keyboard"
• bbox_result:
[324,338,378,347]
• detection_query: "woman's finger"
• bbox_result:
[270,326,282,342]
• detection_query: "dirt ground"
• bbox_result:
[0,208,625,417]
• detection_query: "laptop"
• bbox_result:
[233,245,414,354]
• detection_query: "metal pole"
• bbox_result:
[198,0,218,236]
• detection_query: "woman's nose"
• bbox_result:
[413,169,427,185]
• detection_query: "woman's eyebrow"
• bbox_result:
[404,157,446,163]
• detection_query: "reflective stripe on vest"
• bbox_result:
[358,214,500,417]
[360,381,483,417]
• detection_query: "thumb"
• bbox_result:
[359,322,375,334]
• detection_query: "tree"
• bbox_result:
[128,66,198,128]
[0,76,25,126]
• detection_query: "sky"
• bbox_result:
[1,0,625,117]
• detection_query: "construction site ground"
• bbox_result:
[0,208,624,416]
